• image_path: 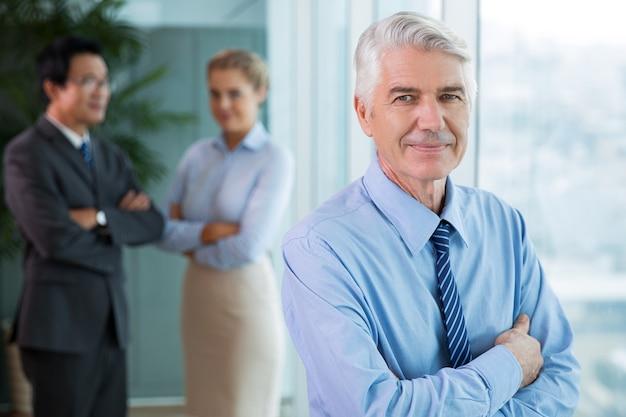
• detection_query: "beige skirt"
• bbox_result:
[181,257,284,417]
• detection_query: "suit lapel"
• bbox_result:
[35,116,94,184]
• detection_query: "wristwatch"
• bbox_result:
[96,210,107,227]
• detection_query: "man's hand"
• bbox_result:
[69,208,97,230]
[495,314,544,388]
[118,190,150,211]
[200,222,240,244]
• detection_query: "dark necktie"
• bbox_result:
[430,220,473,368]
[80,141,92,168]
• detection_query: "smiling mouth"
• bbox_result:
[408,144,447,152]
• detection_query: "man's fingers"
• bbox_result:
[494,333,507,345]
[119,190,136,208]
[137,193,150,208]
[128,193,150,210]
[513,314,530,334]
[127,196,141,209]
[119,191,151,211]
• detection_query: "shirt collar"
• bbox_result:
[362,158,469,256]
[213,122,269,152]
[440,177,470,247]
[45,115,90,149]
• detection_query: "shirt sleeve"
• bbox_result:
[494,209,580,416]
[157,218,204,253]
[193,147,294,269]
[156,147,205,253]
[282,233,524,417]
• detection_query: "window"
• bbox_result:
[479,1,626,415]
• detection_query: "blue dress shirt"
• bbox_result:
[282,159,580,417]
[159,123,293,269]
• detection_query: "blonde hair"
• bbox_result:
[207,49,269,91]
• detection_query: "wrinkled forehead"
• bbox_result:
[377,47,468,88]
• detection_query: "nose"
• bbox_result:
[415,96,445,131]
[216,95,231,110]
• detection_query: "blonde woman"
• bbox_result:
[159,50,293,417]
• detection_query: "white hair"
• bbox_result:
[354,11,477,108]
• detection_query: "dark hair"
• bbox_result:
[36,36,103,104]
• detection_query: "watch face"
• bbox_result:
[96,210,106,226]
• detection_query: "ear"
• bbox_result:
[42,79,59,102]
[255,85,268,104]
[354,96,373,137]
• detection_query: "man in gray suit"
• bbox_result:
[3,36,164,417]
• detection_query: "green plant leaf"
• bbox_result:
[0,0,193,259]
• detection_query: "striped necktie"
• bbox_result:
[80,141,92,168]
[430,220,473,368]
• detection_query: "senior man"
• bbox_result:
[281,11,579,417]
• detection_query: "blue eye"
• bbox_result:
[395,95,414,103]
[441,93,461,101]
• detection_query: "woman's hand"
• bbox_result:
[170,203,238,249]
[200,222,240,244]
[170,203,183,220]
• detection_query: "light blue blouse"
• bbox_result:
[158,123,293,270]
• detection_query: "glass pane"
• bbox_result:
[479,1,626,416]
[314,0,349,203]
[376,0,441,19]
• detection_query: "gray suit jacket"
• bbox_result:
[3,116,164,353]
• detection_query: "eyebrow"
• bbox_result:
[388,86,418,97]
[387,85,466,98]
[440,85,466,95]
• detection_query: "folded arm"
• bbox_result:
[156,147,240,254]
[282,235,524,417]
[4,143,115,274]
[158,203,239,254]
[193,149,293,269]
[493,210,580,416]
[97,151,164,246]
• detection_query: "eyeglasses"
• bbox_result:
[68,75,110,91]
